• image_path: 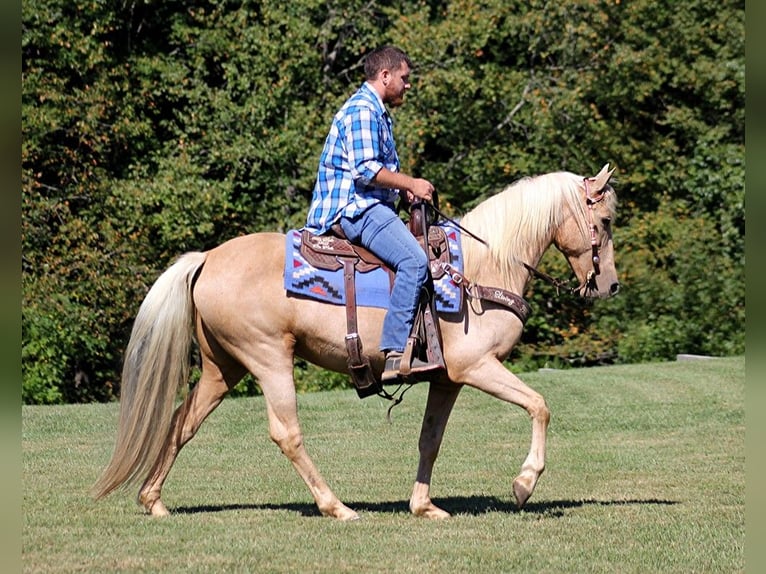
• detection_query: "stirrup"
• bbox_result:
[381,350,444,384]
[381,351,404,383]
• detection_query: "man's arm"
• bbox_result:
[372,167,434,203]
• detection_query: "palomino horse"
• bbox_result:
[92,165,619,520]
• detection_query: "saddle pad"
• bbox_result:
[284,223,464,313]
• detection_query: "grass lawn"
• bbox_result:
[23,356,744,573]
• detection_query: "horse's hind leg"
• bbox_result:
[255,358,359,521]
[410,381,462,519]
[138,339,244,516]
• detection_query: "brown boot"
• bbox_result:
[382,350,444,383]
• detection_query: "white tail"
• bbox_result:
[92,251,206,499]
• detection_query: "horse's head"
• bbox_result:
[555,164,620,299]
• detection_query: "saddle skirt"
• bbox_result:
[283,223,464,313]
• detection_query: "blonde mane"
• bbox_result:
[460,171,612,287]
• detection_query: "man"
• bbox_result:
[305,45,441,382]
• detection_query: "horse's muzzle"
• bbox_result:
[581,276,620,299]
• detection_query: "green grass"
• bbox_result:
[23,357,744,573]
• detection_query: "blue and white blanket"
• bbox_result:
[284,223,464,313]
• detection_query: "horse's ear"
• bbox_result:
[590,163,616,190]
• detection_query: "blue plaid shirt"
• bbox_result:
[305,82,400,234]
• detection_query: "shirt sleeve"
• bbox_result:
[343,106,384,186]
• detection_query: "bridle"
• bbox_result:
[428,177,610,296]
[579,176,609,288]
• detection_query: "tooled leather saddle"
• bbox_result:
[300,206,448,398]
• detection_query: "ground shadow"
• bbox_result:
[434,496,678,518]
[172,496,677,518]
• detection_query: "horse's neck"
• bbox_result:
[460,179,568,295]
[463,234,552,296]
[462,251,518,297]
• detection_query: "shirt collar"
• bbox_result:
[361,81,388,116]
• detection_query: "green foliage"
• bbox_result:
[598,202,745,362]
[22,0,744,403]
[507,200,745,370]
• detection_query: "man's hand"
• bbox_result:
[407,178,434,203]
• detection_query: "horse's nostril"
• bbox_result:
[610,282,620,295]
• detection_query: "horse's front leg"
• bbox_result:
[410,381,462,518]
[466,358,550,508]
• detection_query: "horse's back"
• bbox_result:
[192,232,361,373]
[198,232,286,295]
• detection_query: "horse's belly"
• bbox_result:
[291,298,387,372]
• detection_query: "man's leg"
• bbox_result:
[339,203,427,353]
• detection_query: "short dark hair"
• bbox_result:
[363,46,412,80]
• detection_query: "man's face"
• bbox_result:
[382,63,412,107]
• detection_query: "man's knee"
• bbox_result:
[402,247,429,281]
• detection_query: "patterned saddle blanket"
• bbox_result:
[283,223,464,313]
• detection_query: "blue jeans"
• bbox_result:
[340,203,429,353]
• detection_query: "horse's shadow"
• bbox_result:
[172,496,677,518]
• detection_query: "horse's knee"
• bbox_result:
[528,394,550,425]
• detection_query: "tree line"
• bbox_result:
[22,0,745,403]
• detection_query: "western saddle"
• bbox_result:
[299,204,449,398]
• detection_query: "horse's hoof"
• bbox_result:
[324,503,359,521]
[149,500,171,517]
[512,477,532,509]
[140,493,170,517]
[420,507,451,519]
[411,502,451,519]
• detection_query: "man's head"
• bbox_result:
[364,46,412,107]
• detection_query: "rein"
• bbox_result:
[428,203,490,248]
[521,262,575,295]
